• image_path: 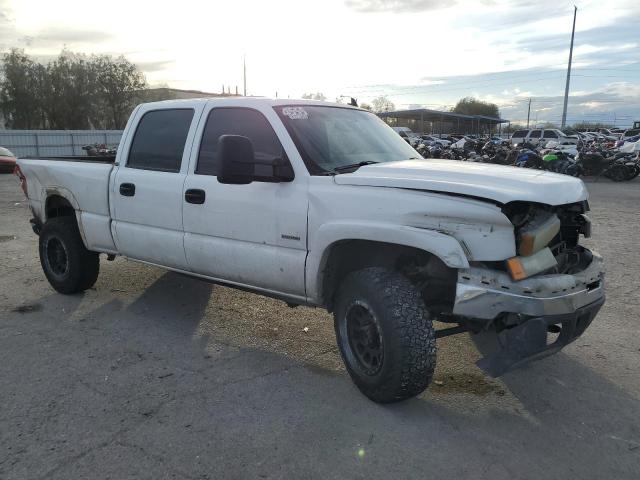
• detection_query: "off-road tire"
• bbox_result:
[39,216,99,294]
[333,267,436,403]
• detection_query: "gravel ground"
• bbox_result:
[1,172,639,479]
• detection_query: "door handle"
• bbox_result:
[185,189,206,204]
[119,183,135,196]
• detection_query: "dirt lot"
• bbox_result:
[1,173,639,479]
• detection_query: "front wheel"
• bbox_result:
[333,268,436,403]
[39,216,100,294]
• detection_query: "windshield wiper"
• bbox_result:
[333,160,379,173]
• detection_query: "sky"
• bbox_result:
[0,0,638,127]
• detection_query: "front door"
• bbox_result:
[182,106,308,298]
[111,107,200,270]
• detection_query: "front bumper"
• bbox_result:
[452,251,605,377]
[476,296,604,376]
[453,251,605,320]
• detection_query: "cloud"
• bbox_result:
[499,83,640,125]
[344,0,455,13]
[136,59,175,73]
[20,28,114,47]
[417,78,446,86]
[0,0,17,46]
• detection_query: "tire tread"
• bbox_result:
[334,267,436,403]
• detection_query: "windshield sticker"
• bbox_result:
[282,107,308,120]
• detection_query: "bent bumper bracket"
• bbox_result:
[477,296,605,377]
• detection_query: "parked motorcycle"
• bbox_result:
[573,150,636,181]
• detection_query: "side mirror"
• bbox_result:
[217,135,256,184]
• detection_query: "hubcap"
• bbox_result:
[46,237,68,277]
[345,302,384,376]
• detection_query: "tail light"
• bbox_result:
[14,164,28,198]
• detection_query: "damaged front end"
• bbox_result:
[452,201,605,376]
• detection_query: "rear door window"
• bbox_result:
[127,109,194,172]
[529,130,542,139]
[543,130,558,139]
[512,130,528,138]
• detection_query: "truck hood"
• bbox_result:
[333,159,588,206]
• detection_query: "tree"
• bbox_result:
[0,49,47,128]
[0,49,147,130]
[571,121,613,131]
[452,97,500,118]
[94,55,146,129]
[42,50,100,129]
[301,92,326,101]
[371,96,395,113]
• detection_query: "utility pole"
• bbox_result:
[243,55,247,96]
[526,98,531,128]
[561,6,577,129]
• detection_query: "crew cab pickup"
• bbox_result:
[16,98,605,403]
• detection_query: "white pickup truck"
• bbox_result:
[16,98,605,403]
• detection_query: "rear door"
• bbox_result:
[542,129,558,146]
[527,129,543,146]
[182,105,308,297]
[511,129,528,144]
[111,105,203,269]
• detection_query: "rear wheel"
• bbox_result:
[333,267,436,403]
[39,216,100,294]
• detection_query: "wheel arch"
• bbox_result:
[43,187,80,221]
[307,223,467,309]
[43,188,89,248]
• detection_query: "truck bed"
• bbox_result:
[17,156,117,253]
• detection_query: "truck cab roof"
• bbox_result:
[140,97,360,111]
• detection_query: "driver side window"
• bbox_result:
[196,108,286,176]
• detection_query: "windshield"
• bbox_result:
[274,105,419,174]
[0,147,15,157]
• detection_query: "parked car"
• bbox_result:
[420,135,451,147]
[614,134,640,148]
[538,129,580,146]
[392,127,420,147]
[0,147,17,173]
[596,128,621,139]
[586,131,618,142]
[432,134,456,143]
[16,98,605,403]
[621,128,640,141]
[579,132,596,141]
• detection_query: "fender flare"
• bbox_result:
[42,187,88,247]
[306,221,469,304]
[42,186,81,214]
